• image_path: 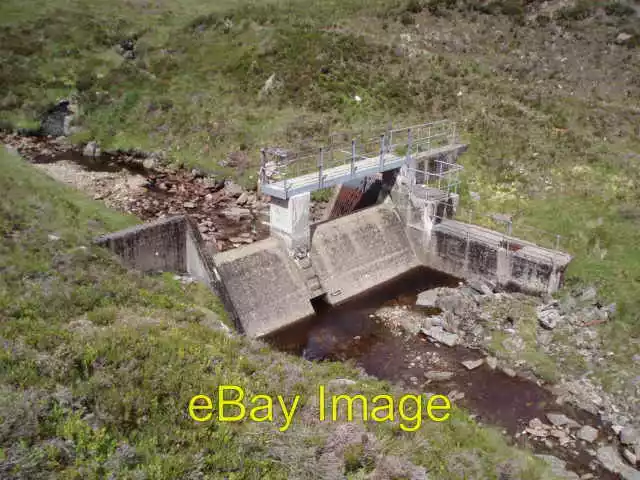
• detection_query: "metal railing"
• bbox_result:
[392,173,565,269]
[259,120,459,191]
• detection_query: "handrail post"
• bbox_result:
[260,148,267,185]
[318,147,324,189]
[379,134,385,170]
[351,139,356,177]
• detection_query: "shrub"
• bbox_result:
[555,1,595,22]
[604,1,635,17]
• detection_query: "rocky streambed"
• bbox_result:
[0,133,278,252]
[272,270,640,480]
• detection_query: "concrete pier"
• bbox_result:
[269,192,311,252]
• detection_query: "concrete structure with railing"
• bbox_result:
[208,120,573,337]
[95,120,573,339]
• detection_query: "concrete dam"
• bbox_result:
[95,121,572,338]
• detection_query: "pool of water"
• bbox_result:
[267,267,616,479]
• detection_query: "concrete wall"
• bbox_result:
[410,219,571,295]
[310,202,421,306]
[212,237,315,338]
[94,215,217,288]
[94,216,189,274]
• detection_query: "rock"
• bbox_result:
[501,367,517,377]
[126,175,147,190]
[83,141,100,158]
[47,234,60,241]
[426,315,444,327]
[461,359,484,370]
[229,236,253,244]
[623,449,637,467]
[537,304,562,330]
[537,329,554,346]
[580,286,597,302]
[467,280,493,295]
[470,323,484,338]
[551,428,572,445]
[416,289,439,307]
[447,390,465,401]
[621,427,639,446]
[183,201,196,209]
[546,413,578,428]
[40,99,75,136]
[236,192,249,205]
[424,371,454,381]
[328,378,356,388]
[142,156,159,170]
[596,445,640,480]
[221,207,251,221]
[577,425,599,443]
[436,293,478,319]
[535,454,580,479]
[224,181,243,197]
[486,356,498,369]
[526,418,550,437]
[419,326,459,347]
[616,32,633,44]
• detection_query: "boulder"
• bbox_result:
[221,207,251,221]
[537,304,562,330]
[467,280,494,295]
[40,99,75,137]
[596,446,640,480]
[236,192,249,205]
[623,449,637,467]
[621,427,640,446]
[224,181,244,197]
[419,326,459,347]
[577,425,599,443]
[535,454,580,480]
[416,289,439,308]
[616,32,633,44]
[461,359,484,370]
[83,141,100,158]
[424,371,454,381]
[546,412,579,428]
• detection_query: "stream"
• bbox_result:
[268,267,619,480]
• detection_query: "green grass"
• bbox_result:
[0,146,560,478]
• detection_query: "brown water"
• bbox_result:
[268,267,616,479]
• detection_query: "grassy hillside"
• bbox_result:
[0,146,555,479]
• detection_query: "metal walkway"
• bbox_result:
[259,120,465,200]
